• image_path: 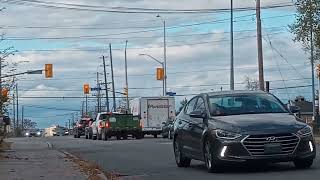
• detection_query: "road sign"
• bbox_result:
[166,92,176,96]
[91,87,102,91]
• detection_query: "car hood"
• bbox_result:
[210,113,306,135]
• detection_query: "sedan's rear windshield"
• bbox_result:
[209,93,287,116]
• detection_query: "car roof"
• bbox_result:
[202,90,267,97]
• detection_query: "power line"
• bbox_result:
[11,31,287,52]
[5,0,295,14]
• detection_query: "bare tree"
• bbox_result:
[244,76,259,91]
[23,119,38,130]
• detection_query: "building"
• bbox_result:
[292,96,314,124]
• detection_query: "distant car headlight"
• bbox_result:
[297,126,313,137]
[37,132,41,136]
[215,129,241,140]
[25,132,29,136]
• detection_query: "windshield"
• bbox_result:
[209,93,287,116]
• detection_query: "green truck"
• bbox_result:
[85,112,143,140]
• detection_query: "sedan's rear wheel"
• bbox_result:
[174,140,191,167]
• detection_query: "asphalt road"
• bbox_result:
[44,136,320,180]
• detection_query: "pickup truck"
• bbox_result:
[85,112,143,140]
[74,117,92,138]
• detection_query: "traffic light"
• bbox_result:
[45,64,53,78]
[156,67,164,80]
[83,84,90,94]
[124,87,128,96]
[1,88,9,98]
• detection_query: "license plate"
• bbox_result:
[264,143,282,154]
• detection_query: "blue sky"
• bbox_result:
[1,0,315,128]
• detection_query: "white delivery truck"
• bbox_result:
[130,97,175,138]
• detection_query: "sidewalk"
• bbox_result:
[0,138,87,180]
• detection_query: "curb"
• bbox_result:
[62,151,108,180]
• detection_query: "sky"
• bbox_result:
[0,0,315,128]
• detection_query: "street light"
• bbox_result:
[156,15,167,95]
[139,53,165,96]
[0,69,43,78]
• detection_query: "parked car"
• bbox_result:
[161,118,174,139]
[85,112,143,140]
[74,117,92,138]
[173,90,316,173]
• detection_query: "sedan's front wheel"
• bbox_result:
[294,158,314,169]
[204,140,219,173]
[174,140,191,167]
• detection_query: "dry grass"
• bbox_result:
[65,153,120,180]
[0,141,12,151]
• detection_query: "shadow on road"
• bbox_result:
[190,162,317,174]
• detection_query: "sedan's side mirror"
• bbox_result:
[189,110,207,119]
[289,106,300,113]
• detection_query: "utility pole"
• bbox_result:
[21,106,24,131]
[124,40,129,112]
[310,6,316,121]
[81,101,84,117]
[230,0,234,91]
[96,72,101,113]
[85,95,88,115]
[163,20,167,95]
[16,83,19,131]
[0,57,2,116]
[256,0,265,91]
[102,56,110,112]
[12,92,15,133]
[109,43,116,112]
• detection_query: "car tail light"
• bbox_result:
[105,121,111,129]
[98,122,104,128]
[77,124,82,128]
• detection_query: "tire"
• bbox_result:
[169,131,173,139]
[102,130,108,141]
[294,158,314,169]
[162,133,168,138]
[74,134,77,138]
[135,132,143,139]
[174,139,191,167]
[154,134,158,138]
[88,132,92,140]
[203,139,220,173]
[92,134,97,140]
[116,135,121,140]
[85,135,88,139]
[97,132,102,140]
[122,134,128,140]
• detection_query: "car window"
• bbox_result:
[185,97,198,115]
[194,97,206,112]
[209,93,287,116]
